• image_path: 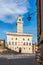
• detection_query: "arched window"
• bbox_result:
[26,42,28,45]
[24,48,25,50]
[29,48,30,50]
[28,38,29,40]
[19,19,21,21]
[12,42,14,45]
[15,42,17,45]
[16,38,17,40]
[23,38,25,40]
[29,43,31,46]
[23,42,25,45]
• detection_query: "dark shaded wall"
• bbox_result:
[37,0,43,65]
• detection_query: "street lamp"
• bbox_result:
[27,11,37,21]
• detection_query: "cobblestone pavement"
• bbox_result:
[0,54,35,59]
[0,54,39,65]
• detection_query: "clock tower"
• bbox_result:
[17,16,23,33]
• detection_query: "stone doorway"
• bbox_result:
[19,48,21,53]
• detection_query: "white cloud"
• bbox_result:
[0,0,30,23]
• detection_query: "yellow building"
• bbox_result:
[0,39,5,52]
[32,44,38,54]
[0,39,5,49]
[6,16,33,53]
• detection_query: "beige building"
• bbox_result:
[6,16,33,53]
[32,43,38,54]
[0,39,5,49]
[0,39,5,52]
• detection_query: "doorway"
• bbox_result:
[19,48,21,53]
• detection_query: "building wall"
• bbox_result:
[17,16,23,33]
[0,39,5,49]
[37,0,43,43]
[36,0,43,64]
[7,34,32,53]
[32,44,38,54]
[6,16,33,53]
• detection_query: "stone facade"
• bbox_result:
[17,16,23,33]
[0,39,5,52]
[32,44,38,54]
[6,16,33,53]
[36,0,43,65]
[0,39,5,49]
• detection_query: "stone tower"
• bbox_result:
[17,16,23,33]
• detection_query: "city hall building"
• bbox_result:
[6,16,33,53]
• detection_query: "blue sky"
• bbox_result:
[0,0,37,43]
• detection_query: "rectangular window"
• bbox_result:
[29,43,31,46]
[9,42,11,45]
[15,42,17,45]
[12,42,14,45]
[26,42,28,45]
[23,42,25,45]
[29,48,30,50]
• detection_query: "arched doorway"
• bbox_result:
[19,48,21,53]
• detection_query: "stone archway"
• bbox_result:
[19,48,21,53]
